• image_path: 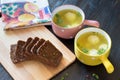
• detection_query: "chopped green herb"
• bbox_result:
[76,12,81,16]
[55,13,60,18]
[55,13,63,24]
[97,48,106,55]
[60,76,65,80]
[92,73,99,80]
[57,19,63,24]
[60,72,69,80]
[81,48,89,53]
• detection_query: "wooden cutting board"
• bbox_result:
[0,21,76,80]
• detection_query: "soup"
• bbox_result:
[77,32,108,56]
[53,9,83,28]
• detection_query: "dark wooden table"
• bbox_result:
[0,0,120,80]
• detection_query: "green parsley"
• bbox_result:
[92,73,99,80]
[81,48,89,53]
[60,72,69,80]
[97,48,106,55]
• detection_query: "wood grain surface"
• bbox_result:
[1,0,120,80]
[0,21,76,80]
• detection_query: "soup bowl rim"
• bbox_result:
[51,4,85,29]
[74,27,112,57]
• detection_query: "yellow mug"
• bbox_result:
[74,27,114,74]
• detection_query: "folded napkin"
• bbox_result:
[1,0,51,30]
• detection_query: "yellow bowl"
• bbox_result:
[74,27,114,73]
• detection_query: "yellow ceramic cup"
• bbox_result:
[74,27,114,74]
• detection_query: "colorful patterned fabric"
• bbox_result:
[1,0,51,30]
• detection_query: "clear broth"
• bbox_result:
[77,32,108,56]
[53,9,82,28]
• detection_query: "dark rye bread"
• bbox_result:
[37,40,63,66]
[25,37,39,55]
[10,37,63,67]
[22,37,33,58]
[10,40,26,63]
[10,38,36,63]
[32,38,45,54]
[10,44,18,63]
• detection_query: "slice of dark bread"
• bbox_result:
[10,44,18,63]
[37,40,63,67]
[10,37,63,67]
[16,40,27,62]
[25,37,39,55]
[10,40,26,63]
[32,38,45,54]
[23,37,33,59]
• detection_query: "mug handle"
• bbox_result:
[83,20,100,28]
[100,56,114,74]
